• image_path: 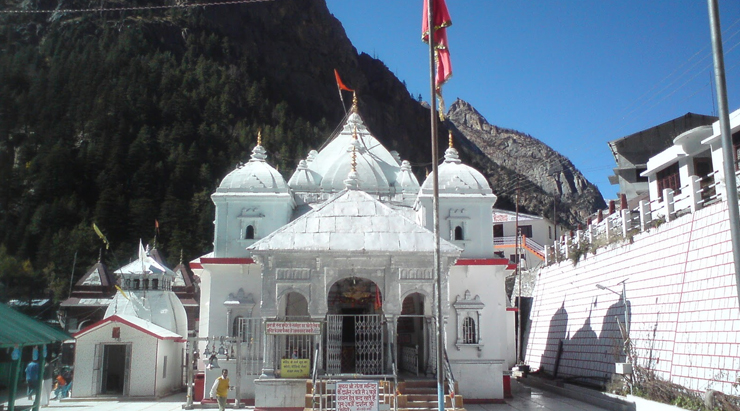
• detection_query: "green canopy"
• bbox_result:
[0,302,71,348]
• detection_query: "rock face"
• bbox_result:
[447,99,606,224]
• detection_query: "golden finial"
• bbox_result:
[351,92,358,112]
[352,125,359,141]
[257,129,262,146]
[351,145,357,172]
[448,131,453,148]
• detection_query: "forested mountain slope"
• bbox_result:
[0,0,604,301]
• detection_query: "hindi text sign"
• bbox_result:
[265,321,321,335]
[336,382,378,411]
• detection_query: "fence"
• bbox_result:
[545,171,724,265]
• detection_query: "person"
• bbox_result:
[25,359,40,400]
[210,369,231,411]
[52,373,66,400]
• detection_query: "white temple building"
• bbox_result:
[72,242,187,398]
[191,97,517,404]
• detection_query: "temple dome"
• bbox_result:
[420,146,492,195]
[217,144,289,194]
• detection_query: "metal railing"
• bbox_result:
[546,171,729,265]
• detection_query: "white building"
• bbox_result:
[492,209,555,265]
[191,98,516,405]
[642,108,740,218]
[72,242,187,398]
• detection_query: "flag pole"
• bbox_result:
[426,1,444,411]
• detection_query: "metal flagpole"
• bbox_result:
[426,1,445,411]
[707,0,740,308]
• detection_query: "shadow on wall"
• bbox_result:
[536,296,631,385]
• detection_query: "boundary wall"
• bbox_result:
[525,200,740,395]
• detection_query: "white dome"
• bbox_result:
[397,160,420,193]
[217,145,289,193]
[421,147,492,195]
[320,138,390,193]
[288,160,321,191]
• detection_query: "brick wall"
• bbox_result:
[525,200,740,395]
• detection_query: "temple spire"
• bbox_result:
[351,92,358,113]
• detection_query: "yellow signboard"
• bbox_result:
[281,359,310,378]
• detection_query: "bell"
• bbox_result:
[218,344,226,356]
[207,354,220,369]
[203,344,211,357]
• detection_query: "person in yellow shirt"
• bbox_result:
[209,369,231,411]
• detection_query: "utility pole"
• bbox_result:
[707,0,740,308]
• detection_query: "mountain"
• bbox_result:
[447,99,606,223]
[0,0,604,302]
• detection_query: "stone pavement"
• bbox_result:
[2,382,612,411]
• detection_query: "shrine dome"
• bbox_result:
[421,145,492,195]
[217,144,289,194]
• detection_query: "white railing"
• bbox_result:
[545,171,728,265]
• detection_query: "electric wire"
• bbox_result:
[0,0,277,14]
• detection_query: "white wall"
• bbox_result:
[526,200,740,395]
[446,264,513,399]
[155,340,183,397]
[73,322,160,398]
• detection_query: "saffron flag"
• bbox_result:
[421,0,452,97]
[334,69,354,92]
[155,219,160,234]
[92,223,110,250]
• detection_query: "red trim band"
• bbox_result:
[456,258,512,266]
[200,257,255,265]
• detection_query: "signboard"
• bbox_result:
[280,359,310,378]
[336,381,378,411]
[265,321,321,335]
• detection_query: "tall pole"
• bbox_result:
[426,1,445,410]
[708,0,740,308]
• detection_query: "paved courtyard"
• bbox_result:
[2,383,610,411]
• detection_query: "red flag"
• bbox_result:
[334,69,354,92]
[422,0,452,95]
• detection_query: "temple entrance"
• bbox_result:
[397,293,427,376]
[326,277,384,374]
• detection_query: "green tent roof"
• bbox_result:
[0,303,72,348]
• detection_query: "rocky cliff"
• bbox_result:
[448,99,606,224]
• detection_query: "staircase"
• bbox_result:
[397,380,465,411]
[305,379,465,411]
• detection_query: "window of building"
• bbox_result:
[635,167,648,183]
[151,279,159,290]
[462,317,477,344]
[519,225,533,238]
[245,225,255,239]
[733,131,740,170]
[143,279,149,290]
[453,290,484,351]
[454,226,464,240]
[657,163,680,200]
[493,224,504,238]
[133,279,140,290]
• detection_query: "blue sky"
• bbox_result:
[325,1,740,201]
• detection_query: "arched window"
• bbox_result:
[245,225,255,239]
[454,226,464,241]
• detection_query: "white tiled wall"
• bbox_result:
[525,200,740,395]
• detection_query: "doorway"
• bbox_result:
[101,345,126,394]
[326,277,384,374]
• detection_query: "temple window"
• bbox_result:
[245,225,255,239]
[133,279,140,290]
[453,290,484,351]
[152,279,159,290]
[462,317,477,344]
[454,226,464,240]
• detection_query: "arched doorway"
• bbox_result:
[277,292,313,367]
[397,293,426,376]
[326,277,384,374]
